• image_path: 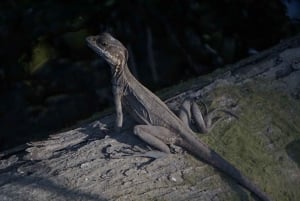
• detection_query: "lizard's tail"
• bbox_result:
[178,136,273,201]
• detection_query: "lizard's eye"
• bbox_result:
[97,39,107,47]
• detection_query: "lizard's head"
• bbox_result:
[86,33,128,72]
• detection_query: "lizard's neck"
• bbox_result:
[122,64,140,84]
[111,64,133,86]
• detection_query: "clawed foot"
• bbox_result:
[178,99,237,134]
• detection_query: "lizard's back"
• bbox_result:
[122,66,190,135]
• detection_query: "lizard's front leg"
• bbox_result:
[113,84,124,131]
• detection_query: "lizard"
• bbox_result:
[86,32,273,201]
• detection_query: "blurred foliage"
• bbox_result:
[0,0,295,81]
[0,0,297,87]
[0,0,299,150]
[26,38,56,73]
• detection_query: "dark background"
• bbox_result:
[1,0,300,151]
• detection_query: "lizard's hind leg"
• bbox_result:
[178,100,193,128]
[191,101,238,133]
[178,99,237,134]
[178,99,208,132]
[133,125,177,154]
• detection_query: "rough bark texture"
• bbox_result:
[1,36,300,201]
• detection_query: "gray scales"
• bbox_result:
[86,32,273,201]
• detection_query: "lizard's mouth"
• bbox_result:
[86,35,114,64]
[86,33,125,68]
[86,35,105,54]
[86,34,119,67]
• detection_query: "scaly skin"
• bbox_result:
[86,32,273,201]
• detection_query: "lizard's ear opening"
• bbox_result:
[124,49,129,62]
